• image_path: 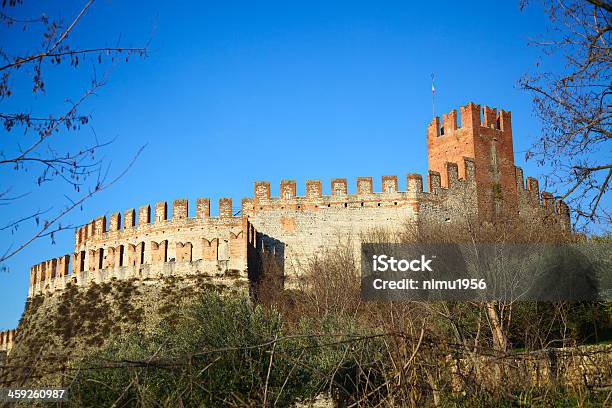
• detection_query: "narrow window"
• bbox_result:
[80,251,85,271]
[119,245,124,267]
[98,248,104,269]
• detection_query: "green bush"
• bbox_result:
[64,287,611,406]
[68,290,386,407]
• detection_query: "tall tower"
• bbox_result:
[427,102,518,221]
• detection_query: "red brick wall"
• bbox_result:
[427,102,518,221]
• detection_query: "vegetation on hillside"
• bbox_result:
[2,219,610,406]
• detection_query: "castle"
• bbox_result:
[7,102,570,349]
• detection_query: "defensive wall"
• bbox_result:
[29,198,249,298]
[24,102,571,298]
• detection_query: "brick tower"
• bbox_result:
[427,102,518,221]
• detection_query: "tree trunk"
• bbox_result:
[485,302,507,352]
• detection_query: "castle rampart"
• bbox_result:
[30,198,249,297]
[248,164,480,283]
[25,102,571,297]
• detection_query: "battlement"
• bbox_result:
[427,103,514,189]
[515,166,570,226]
[428,102,512,138]
[29,255,70,286]
[0,329,16,353]
[75,197,241,249]
[28,258,250,298]
[20,101,572,306]
[427,102,517,221]
[251,159,476,209]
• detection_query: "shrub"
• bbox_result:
[68,290,386,407]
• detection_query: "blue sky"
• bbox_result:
[0,1,583,328]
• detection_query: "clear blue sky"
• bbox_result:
[0,1,584,329]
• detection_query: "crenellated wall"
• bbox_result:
[515,167,571,230]
[247,157,483,284]
[29,198,249,297]
[249,175,422,284]
[29,255,70,288]
[427,102,517,222]
[24,101,571,297]
[427,102,570,227]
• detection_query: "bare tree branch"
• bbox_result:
[520,0,611,228]
[0,144,146,263]
[586,0,612,13]
[0,0,149,262]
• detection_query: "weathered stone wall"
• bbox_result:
[29,198,248,297]
[415,159,478,226]
[247,177,420,285]
[19,101,573,341]
[515,167,571,230]
[247,158,481,284]
[449,345,612,391]
[29,259,248,298]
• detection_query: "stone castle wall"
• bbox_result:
[24,102,571,299]
[247,158,481,283]
[29,198,249,297]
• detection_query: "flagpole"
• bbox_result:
[431,73,435,119]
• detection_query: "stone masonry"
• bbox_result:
[25,102,570,298]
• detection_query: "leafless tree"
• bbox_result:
[519,0,611,227]
[0,0,148,266]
